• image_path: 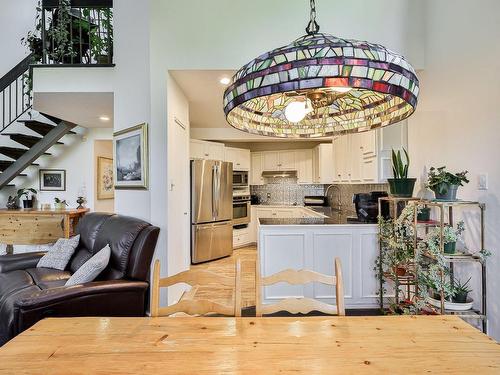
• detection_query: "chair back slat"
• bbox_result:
[261,297,338,316]
[158,299,235,317]
[151,258,242,318]
[158,269,234,288]
[256,257,345,317]
[261,269,335,286]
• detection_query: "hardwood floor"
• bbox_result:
[185,245,257,308]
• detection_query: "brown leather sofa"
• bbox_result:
[0,213,160,346]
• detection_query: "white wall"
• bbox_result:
[0,0,37,75]
[166,74,190,304]
[409,0,500,339]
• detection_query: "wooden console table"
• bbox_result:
[0,208,89,253]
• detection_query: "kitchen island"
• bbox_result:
[257,207,386,309]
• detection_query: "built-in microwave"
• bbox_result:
[233,171,249,187]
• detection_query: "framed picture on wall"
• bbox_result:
[113,123,149,190]
[39,169,66,191]
[97,157,114,199]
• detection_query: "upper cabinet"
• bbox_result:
[332,121,408,184]
[262,150,296,171]
[190,139,225,161]
[251,152,264,185]
[312,144,334,184]
[295,149,313,184]
[225,147,250,171]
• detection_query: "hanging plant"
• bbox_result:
[46,0,77,63]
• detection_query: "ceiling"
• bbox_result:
[33,92,114,128]
[170,70,234,130]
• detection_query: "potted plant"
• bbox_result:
[417,207,431,222]
[427,166,469,200]
[17,188,37,209]
[54,197,68,210]
[453,277,472,303]
[425,221,465,255]
[387,148,416,197]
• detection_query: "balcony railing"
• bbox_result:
[40,0,113,65]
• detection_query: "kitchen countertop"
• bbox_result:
[257,205,378,226]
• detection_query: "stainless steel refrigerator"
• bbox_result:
[191,159,233,264]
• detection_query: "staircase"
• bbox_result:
[0,56,78,190]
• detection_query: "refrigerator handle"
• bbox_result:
[212,164,217,220]
[215,163,221,218]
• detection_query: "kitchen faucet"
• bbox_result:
[325,184,342,212]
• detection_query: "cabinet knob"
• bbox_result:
[204,153,209,157]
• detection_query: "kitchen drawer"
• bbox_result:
[233,229,251,248]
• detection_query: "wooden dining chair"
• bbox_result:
[255,257,345,317]
[150,257,242,317]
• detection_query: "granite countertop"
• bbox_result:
[258,206,378,226]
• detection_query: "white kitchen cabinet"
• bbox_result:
[262,152,280,170]
[225,146,250,171]
[189,139,225,161]
[279,151,296,170]
[258,224,388,308]
[233,226,252,248]
[250,153,264,185]
[332,121,407,184]
[295,149,313,184]
[312,143,334,184]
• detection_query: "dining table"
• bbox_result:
[0,315,499,374]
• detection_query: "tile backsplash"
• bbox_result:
[251,177,388,210]
[251,177,324,206]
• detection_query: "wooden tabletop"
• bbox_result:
[0,208,89,216]
[0,316,499,374]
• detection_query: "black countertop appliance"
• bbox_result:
[352,191,389,222]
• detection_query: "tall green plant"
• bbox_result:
[391,148,410,179]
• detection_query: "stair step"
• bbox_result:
[3,133,63,148]
[0,172,27,177]
[0,147,51,160]
[18,120,77,136]
[0,160,39,171]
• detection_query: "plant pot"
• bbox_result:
[96,54,111,64]
[444,241,456,254]
[417,207,431,221]
[22,199,34,209]
[387,178,416,198]
[393,266,407,277]
[54,203,67,210]
[453,292,468,304]
[428,296,473,311]
[432,183,458,200]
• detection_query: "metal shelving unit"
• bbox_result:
[378,198,488,333]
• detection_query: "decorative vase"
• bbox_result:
[443,241,456,254]
[433,184,458,200]
[54,203,66,210]
[387,178,416,198]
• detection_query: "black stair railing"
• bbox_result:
[0,54,33,132]
[41,0,113,65]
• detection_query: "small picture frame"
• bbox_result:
[97,157,114,199]
[39,169,66,191]
[113,123,149,190]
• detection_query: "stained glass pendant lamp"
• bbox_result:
[223,0,419,138]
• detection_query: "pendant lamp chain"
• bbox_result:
[305,0,320,35]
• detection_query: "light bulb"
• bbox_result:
[331,86,352,93]
[285,99,313,123]
[219,77,231,85]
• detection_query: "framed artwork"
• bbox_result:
[97,157,114,199]
[113,123,149,190]
[39,169,66,191]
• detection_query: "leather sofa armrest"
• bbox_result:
[16,280,148,310]
[0,252,46,273]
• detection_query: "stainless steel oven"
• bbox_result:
[233,171,249,187]
[232,195,251,226]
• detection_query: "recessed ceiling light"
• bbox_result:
[219,77,231,85]
[99,116,110,121]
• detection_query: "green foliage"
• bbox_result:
[54,197,68,206]
[427,167,469,194]
[16,188,37,200]
[391,148,409,179]
[454,277,472,296]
